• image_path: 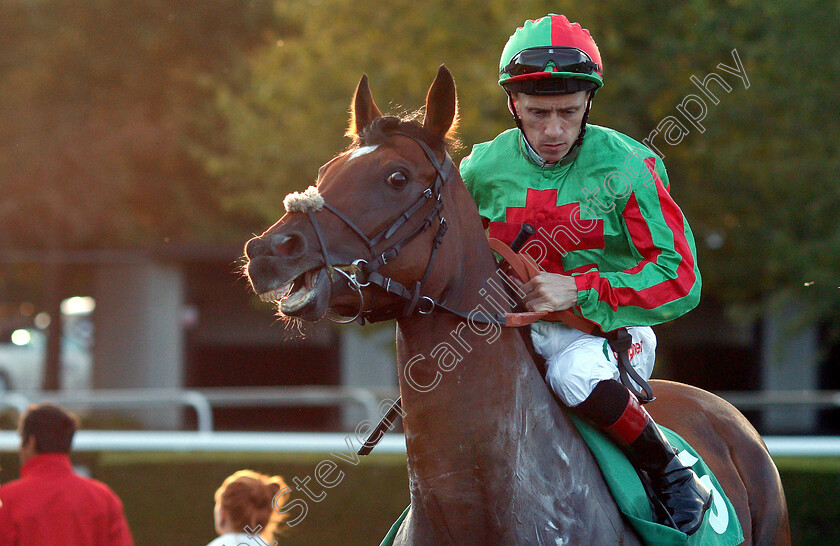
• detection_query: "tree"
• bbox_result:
[6,0,833,327]
[0,0,281,251]
[202,0,839,325]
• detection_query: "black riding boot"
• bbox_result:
[575,380,712,535]
[623,417,713,535]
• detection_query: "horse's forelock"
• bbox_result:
[358,116,407,144]
[357,115,460,153]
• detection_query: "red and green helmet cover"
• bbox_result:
[499,14,604,90]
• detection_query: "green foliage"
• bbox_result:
[199,0,514,223]
[647,1,840,325]
[2,0,837,322]
[0,0,279,249]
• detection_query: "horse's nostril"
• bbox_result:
[270,232,306,257]
[245,232,307,259]
[244,236,267,260]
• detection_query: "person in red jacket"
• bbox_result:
[0,403,134,546]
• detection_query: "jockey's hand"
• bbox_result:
[520,273,577,312]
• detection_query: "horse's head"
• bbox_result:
[244,66,468,323]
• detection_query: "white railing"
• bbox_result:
[0,430,406,453]
[1,389,215,431]
[0,386,386,432]
[715,389,840,410]
[0,430,835,457]
[2,388,840,457]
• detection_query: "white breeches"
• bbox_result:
[530,322,657,407]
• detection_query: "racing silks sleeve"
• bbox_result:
[573,156,702,331]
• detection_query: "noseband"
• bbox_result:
[298,126,655,418]
[303,130,455,324]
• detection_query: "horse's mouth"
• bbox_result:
[258,267,331,317]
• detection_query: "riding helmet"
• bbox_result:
[499,14,603,95]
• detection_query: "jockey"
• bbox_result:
[460,14,712,534]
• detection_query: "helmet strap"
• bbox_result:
[571,90,595,152]
[507,91,547,166]
[506,91,524,131]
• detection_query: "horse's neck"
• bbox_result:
[393,253,631,542]
[393,223,562,472]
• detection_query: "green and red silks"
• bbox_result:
[461,124,701,332]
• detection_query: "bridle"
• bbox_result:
[299,127,654,450]
[303,129,466,325]
[300,128,569,330]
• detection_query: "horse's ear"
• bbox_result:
[347,74,382,139]
[424,65,458,140]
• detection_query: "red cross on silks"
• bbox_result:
[488,188,604,274]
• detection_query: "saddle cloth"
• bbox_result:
[380,417,744,546]
[569,413,744,545]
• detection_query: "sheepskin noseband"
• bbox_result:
[284,185,324,213]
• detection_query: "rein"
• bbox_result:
[302,129,653,446]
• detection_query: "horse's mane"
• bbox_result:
[350,114,462,155]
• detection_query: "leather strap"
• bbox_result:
[488,238,602,334]
[489,237,655,403]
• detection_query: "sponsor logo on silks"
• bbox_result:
[613,339,644,363]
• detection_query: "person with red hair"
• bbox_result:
[207,469,289,545]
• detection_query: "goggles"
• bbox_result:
[502,46,600,77]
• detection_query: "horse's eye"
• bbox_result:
[386,171,408,189]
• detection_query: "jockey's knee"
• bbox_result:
[539,325,658,407]
[545,352,617,407]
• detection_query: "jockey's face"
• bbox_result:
[512,90,589,163]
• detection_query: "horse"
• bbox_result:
[243,65,790,545]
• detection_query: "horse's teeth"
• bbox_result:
[260,282,293,303]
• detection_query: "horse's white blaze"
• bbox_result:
[347,144,379,161]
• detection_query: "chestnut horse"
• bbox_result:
[244,66,789,544]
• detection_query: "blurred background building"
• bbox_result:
[1,0,837,436]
